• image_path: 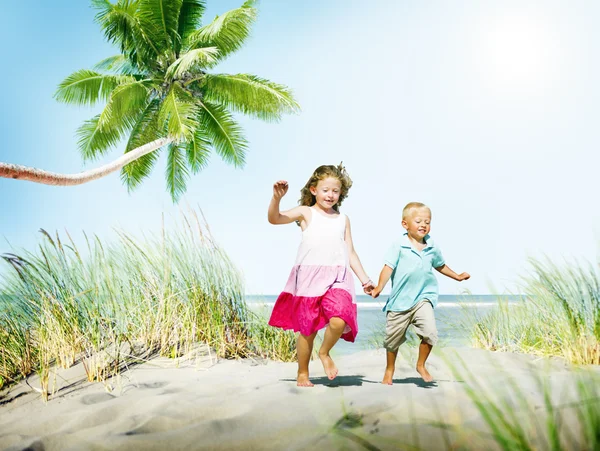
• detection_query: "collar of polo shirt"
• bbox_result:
[400,232,435,250]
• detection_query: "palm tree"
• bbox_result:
[0,0,299,201]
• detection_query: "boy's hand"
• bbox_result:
[457,272,470,281]
[273,181,288,200]
[370,286,382,298]
[362,281,375,295]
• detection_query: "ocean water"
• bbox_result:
[247,294,515,356]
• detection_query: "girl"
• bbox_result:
[268,164,374,387]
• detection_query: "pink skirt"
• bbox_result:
[268,287,358,342]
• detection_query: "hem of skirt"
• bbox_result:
[268,321,356,343]
[268,288,357,342]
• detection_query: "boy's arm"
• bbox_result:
[371,265,393,298]
[435,264,470,281]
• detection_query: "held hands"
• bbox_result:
[273,180,289,200]
[370,285,382,298]
[457,272,471,281]
[362,279,380,298]
[362,280,375,295]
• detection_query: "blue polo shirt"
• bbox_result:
[382,233,445,312]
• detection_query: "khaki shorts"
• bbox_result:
[383,299,438,352]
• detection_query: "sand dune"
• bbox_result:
[1,347,598,450]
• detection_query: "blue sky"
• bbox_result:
[1,0,599,296]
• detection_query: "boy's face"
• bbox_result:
[310,177,342,210]
[402,207,431,241]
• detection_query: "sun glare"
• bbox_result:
[475,14,560,91]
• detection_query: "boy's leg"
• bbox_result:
[412,300,438,382]
[297,332,317,387]
[319,317,346,380]
[383,350,398,385]
[416,342,434,382]
[382,311,410,385]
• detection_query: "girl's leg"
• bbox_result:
[297,332,317,387]
[318,317,346,380]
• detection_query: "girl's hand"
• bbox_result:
[273,180,288,200]
[362,279,375,295]
[370,285,382,298]
[457,272,470,281]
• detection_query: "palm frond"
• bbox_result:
[94,54,144,76]
[158,84,200,141]
[73,77,146,162]
[121,150,160,191]
[92,0,163,72]
[166,143,190,202]
[54,70,134,106]
[186,130,211,173]
[124,99,164,152]
[203,73,300,121]
[92,0,140,54]
[185,1,257,61]
[166,47,219,80]
[121,99,165,190]
[137,0,183,59]
[91,0,123,23]
[98,80,151,131]
[199,100,247,167]
[176,0,206,53]
[76,114,127,161]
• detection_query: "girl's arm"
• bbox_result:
[435,264,470,281]
[344,216,373,291]
[268,180,309,225]
[371,265,393,298]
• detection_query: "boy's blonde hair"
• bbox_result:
[402,202,431,220]
[298,162,353,212]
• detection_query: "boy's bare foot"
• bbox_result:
[297,372,314,387]
[382,368,394,385]
[318,353,338,380]
[416,365,433,382]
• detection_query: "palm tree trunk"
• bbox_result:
[0,138,172,186]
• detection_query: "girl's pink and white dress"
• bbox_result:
[268,207,358,342]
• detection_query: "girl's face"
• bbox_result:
[310,177,342,211]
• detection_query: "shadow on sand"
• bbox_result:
[281,375,444,388]
[281,374,368,386]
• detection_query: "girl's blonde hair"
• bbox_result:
[298,162,353,212]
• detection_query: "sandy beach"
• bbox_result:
[1,346,598,451]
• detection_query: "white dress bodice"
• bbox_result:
[294,207,348,267]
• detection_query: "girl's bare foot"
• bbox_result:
[318,353,338,380]
[297,372,314,387]
[382,368,394,385]
[416,365,433,382]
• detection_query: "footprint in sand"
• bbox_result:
[138,381,168,390]
[160,388,182,395]
[21,439,45,451]
[81,393,116,405]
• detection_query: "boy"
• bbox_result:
[371,202,470,384]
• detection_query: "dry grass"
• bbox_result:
[0,210,296,395]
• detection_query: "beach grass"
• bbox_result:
[0,211,295,395]
[321,352,600,451]
[461,258,600,365]
[437,353,600,451]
